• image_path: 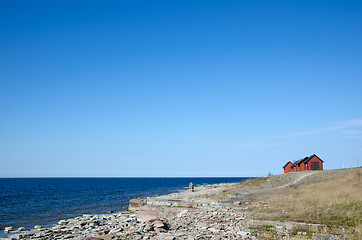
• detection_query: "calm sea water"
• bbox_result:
[0,177,249,232]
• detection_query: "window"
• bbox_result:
[311,162,319,170]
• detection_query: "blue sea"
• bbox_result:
[0,177,249,234]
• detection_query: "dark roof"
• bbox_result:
[304,154,324,163]
[289,154,324,168]
[298,157,309,165]
[282,161,292,169]
[291,156,308,167]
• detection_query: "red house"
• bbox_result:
[283,154,323,173]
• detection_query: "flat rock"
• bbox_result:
[152,220,164,228]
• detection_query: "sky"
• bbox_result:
[0,0,361,177]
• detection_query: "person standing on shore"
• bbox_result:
[189,182,194,192]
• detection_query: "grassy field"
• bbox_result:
[248,167,361,237]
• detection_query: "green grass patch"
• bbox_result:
[261,225,273,232]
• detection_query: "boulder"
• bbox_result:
[17,227,26,231]
[128,198,146,211]
[152,220,165,228]
[4,226,13,233]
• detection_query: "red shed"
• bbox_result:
[304,154,324,171]
[283,161,293,173]
[296,156,309,171]
[283,154,323,173]
[290,162,298,172]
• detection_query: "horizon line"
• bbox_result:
[0,175,258,178]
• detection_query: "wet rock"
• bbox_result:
[4,227,13,233]
[17,227,26,231]
[83,214,92,219]
[58,220,69,225]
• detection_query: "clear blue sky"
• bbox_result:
[1,0,361,177]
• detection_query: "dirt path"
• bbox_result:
[278,171,317,188]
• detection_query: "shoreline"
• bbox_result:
[1,182,237,240]
[2,169,360,239]
[1,182,236,240]
[0,177,248,235]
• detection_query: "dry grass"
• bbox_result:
[252,167,362,236]
[237,177,268,188]
[206,178,268,202]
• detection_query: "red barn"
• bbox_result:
[283,154,323,173]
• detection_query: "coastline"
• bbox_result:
[0,177,247,235]
[1,182,239,240]
[2,169,361,239]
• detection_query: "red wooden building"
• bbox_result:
[283,154,323,173]
[282,161,293,174]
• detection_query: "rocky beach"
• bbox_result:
[2,168,361,240]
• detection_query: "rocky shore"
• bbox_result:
[2,169,360,239]
[2,183,258,240]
